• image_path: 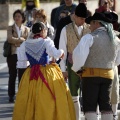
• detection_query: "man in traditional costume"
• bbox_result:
[72,12,120,120]
[59,3,90,120]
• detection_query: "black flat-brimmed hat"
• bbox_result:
[75,3,88,18]
[85,12,112,24]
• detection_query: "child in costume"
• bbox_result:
[12,22,76,120]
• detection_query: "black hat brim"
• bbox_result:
[85,12,112,24]
[85,16,93,24]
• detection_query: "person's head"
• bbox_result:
[32,22,48,38]
[89,20,103,32]
[35,9,47,23]
[101,0,113,11]
[85,12,112,32]
[13,9,26,24]
[78,0,87,5]
[32,8,38,19]
[74,3,88,26]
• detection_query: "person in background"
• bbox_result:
[98,0,116,11]
[22,0,40,23]
[59,3,90,120]
[35,9,54,39]
[72,12,120,120]
[7,9,29,103]
[26,7,38,28]
[54,0,76,29]
[12,22,76,120]
[50,0,65,27]
[54,12,74,49]
[22,0,40,10]
[96,0,114,12]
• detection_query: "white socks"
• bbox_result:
[112,104,118,116]
[85,112,97,120]
[72,96,80,120]
[101,112,113,120]
[85,112,113,120]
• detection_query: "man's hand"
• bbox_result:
[62,72,68,81]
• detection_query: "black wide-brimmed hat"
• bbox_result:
[85,12,112,24]
[103,12,118,23]
[75,3,88,18]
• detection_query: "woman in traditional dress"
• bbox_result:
[12,22,76,120]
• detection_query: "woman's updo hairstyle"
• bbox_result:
[32,22,46,34]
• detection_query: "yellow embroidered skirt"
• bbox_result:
[12,63,76,120]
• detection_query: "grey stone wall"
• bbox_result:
[0,4,9,29]
[0,2,60,29]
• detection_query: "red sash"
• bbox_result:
[30,64,56,100]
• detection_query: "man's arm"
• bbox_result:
[59,27,67,72]
[72,34,93,72]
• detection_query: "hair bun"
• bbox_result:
[32,22,46,34]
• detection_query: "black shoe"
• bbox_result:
[9,97,14,103]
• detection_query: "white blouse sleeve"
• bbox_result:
[72,34,93,72]
[45,37,64,59]
[59,27,67,72]
[17,42,27,61]
[17,42,29,68]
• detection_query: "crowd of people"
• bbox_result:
[5,0,120,120]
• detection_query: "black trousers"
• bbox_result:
[7,54,17,98]
[18,68,26,83]
[82,77,113,113]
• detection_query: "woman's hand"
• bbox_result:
[60,53,64,59]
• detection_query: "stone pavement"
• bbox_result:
[0,30,7,41]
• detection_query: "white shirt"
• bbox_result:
[15,23,22,38]
[72,27,120,72]
[15,24,29,68]
[59,24,83,72]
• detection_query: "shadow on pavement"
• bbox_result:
[0,89,14,119]
[0,72,9,78]
[0,106,13,118]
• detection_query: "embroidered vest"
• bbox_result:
[84,29,120,69]
[66,22,90,63]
